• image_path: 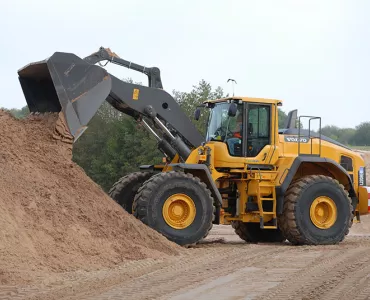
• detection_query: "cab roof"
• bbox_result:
[203,96,283,106]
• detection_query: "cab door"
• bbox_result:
[243,102,277,164]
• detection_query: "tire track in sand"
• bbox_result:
[320,258,370,300]
[255,246,370,300]
[6,243,278,300]
[69,244,288,300]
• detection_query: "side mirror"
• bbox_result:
[228,103,237,117]
[194,108,201,121]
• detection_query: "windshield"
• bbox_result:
[206,102,243,142]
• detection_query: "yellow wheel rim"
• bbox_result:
[310,196,337,229]
[162,193,196,229]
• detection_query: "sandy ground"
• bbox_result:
[1,219,369,300]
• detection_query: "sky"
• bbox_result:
[2,0,369,128]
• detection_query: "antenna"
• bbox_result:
[227,79,237,96]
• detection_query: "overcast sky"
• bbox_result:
[2,0,369,128]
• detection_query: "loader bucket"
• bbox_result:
[17,52,112,141]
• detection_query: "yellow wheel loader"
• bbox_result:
[17,47,369,246]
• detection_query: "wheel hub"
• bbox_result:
[162,194,196,229]
[310,196,337,229]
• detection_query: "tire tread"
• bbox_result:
[108,171,153,213]
[278,175,353,245]
[133,171,215,247]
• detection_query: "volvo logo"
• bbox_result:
[284,136,310,143]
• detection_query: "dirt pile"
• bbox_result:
[0,110,182,284]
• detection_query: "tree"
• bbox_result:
[339,128,356,145]
[1,105,29,118]
[322,125,341,141]
[321,125,356,145]
[72,105,162,191]
[173,79,225,136]
[278,109,287,129]
[349,122,370,146]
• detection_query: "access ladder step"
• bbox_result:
[260,216,277,229]
[261,226,278,229]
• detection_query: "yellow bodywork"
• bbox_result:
[166,96,368,226]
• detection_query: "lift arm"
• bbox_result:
[17,47,204,161]
[83,47,163,89]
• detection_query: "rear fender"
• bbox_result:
[276,156,357,214]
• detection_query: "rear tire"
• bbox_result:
[109,171,153,213]
[133,171,214,246]
[278,175,353,245]
[232,221,286,243]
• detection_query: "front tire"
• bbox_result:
[278,175,353,245]
[133,171,215,246]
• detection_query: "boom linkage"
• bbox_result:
[17,47,204,162]
[84,47,199,160]
[84,47,163,89]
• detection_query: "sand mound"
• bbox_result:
[0,110,182,284]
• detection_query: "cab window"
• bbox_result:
[247,104,270,157]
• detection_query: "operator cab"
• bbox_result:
[195,98,274,158]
